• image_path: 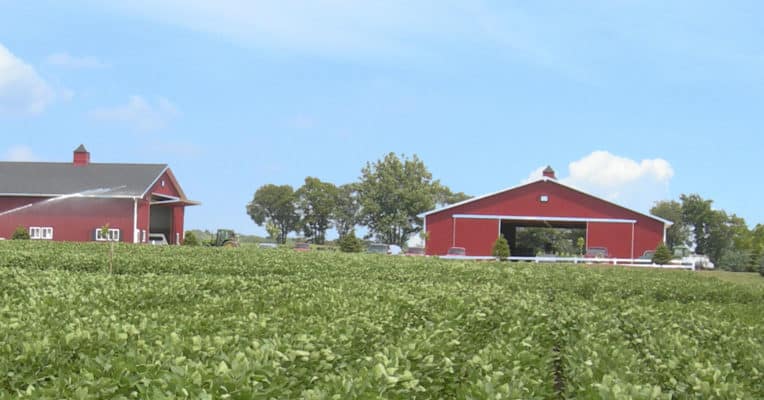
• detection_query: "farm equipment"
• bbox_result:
[212,229,240,247]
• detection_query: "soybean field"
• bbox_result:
[1,242,762,399]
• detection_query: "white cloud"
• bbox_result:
[3,145,38,161]
[525,151,674,212]
[0,43,55,116]
[89,96,180,132]
[46,52,107,69]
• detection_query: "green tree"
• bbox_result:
[491,236,510,261]
[246,184,299,244]
[338,230,364,253]
[296,177,337,244]
[680,194,736,264]
[680,194,714,255]
[265,222,281,242]
[650,200,688,251]
[333,184,360,238]
[357,153,459,247]
[652,243,672,265]
[183,231,200,246]
[11,226,30,240]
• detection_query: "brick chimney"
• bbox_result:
[542,166,556,179]
[73,144,90,166]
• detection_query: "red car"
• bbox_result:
[294,243,311,252]
[405,247,425,256]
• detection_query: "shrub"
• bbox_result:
[491,236,510,261]
[651,243,672,265]
[11,226,30,240]
[718,250,751,272]
[183,231,200,246]
[338,231,364,253]
[719,250,751,272]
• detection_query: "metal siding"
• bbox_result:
[0,197,133,242]
[633,219,665,258]
[454,218,499,256]
[172,206,184,244]
[424,212,453,256]
[587,222,633,258]
[147,171,182,198]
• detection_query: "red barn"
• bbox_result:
[0,145,199,244]
[423,167,671,259]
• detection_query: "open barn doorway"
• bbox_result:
[149,204,173,244]
[500,220,586,257]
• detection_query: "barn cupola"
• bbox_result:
[542,166,556,179]
[73,144,90,166]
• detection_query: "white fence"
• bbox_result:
[438,255,695,270]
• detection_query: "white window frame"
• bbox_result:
[29,226,53,240]
[95,228,121,242]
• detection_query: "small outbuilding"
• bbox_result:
[422,167,671,259]
[0,145,199,244]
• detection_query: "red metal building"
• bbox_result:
[422,167,671,258]
[0,145,199,244]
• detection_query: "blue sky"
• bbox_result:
[1,1,763,236]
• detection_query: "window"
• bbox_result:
[29,227,53,240]
[540,195,550,203]
[95,228,121,242]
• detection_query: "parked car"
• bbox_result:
[294,243,311,252]
[447,247,466,256]
[148,233,168,245]
[258,243,278,249]
[584,247,609,258]
[405,247,426,256]
[638,250,655,260]
[368,243,391,254]
[439,247,468,260]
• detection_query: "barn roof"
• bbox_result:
[0,162,170,198]
[421,176,673,226]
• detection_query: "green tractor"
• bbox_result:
[211,229,240,247]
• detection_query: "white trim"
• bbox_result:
[133,198,138,243]
[151,193,180,201]
[29,226,53,240]
[140,166,170,198]
[95,228,121,242]
[419,177,673,226]
[150,199,182,205]
[452,214,637,224]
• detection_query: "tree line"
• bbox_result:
[246,153,470,247]
[651,194,764,272]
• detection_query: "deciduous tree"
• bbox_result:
[246,184,299,244]
[296,177,337,244]
[357,153,458,247]
[650,200,688,251]
[332,183,360,238]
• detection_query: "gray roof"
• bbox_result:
[0,162,168,198]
